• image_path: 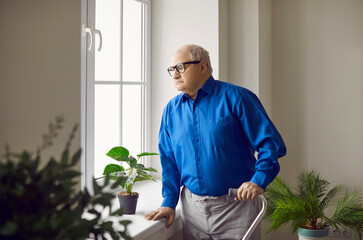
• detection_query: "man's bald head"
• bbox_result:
[174,44,213,74]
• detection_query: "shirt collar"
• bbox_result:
[200,75,215,95]
[182,75,216,102]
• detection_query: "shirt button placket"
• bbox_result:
[193,103,204,191]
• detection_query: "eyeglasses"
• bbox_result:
[167,61,201,77]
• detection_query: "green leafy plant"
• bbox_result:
[103,146,158,195]
[264,169,363,239]
[0,116,132,240]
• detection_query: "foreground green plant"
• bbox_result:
[0,116,131,240]
[103,146,158,194]
[264,169,363,239]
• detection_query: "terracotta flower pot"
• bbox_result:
[117,192,139,214]
[298,227,329,239]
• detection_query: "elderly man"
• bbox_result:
[145,44,286,240]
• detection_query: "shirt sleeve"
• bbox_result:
[235,89,287,190]
[159,105,181,209]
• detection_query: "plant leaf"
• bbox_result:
[129,156,137,167]
[138,171,156,182]
[107,172,128,187]
[93,178,101,195]
[135,164,145,170]
[125,173,137,185]
[103,164,124,175]
[71,148,82,166]
[106,146,129,161]
[111,208,123,216]
[61,149,69,164]
[137,152,159,157]
[143,167,158,172]
[119,220,132,226]
[320,185,341,210]
[134,175,149,182]
[331,188,362,219]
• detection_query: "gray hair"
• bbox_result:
[184,44,213,74]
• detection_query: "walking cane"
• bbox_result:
[228,189,267,240]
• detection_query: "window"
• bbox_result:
[82,0,151,190]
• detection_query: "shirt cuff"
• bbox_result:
[250,171,270,191]
[161,195,179,210]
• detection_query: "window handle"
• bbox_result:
[94,29,102,51]
[82,24,93,51]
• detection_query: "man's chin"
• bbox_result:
[175,84,184,91]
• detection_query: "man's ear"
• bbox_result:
[200,60,208,74]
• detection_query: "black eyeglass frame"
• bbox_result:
[167,60,201,77]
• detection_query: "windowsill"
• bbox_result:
[101,180,182,240]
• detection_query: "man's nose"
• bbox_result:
[173,70,181,79]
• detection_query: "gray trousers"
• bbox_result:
[181,187,260,240]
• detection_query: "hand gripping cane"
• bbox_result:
[228,189,267,240]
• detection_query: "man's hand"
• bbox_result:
[235,182,264,202]
[144,207,175,228]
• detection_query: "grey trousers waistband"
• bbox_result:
[181,186,261,240]
[186,188,230,203]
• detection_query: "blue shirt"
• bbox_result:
[159,76,286,209]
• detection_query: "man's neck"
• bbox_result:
[185,74,211,101]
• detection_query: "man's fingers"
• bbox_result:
[144,211,158,220]
[241,188,248,200]
[145,207,175,229]
[235,182,264,201]
[247,190,254,200]
[237,188,243,201]
[150,210,175,228]
[251,191,258,201]
[165,212,175,228]
[152,211,166,221]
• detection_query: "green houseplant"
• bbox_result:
[0,116,131,240]
[103,146,158,214]
[264,169,363,240]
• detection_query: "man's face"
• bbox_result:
[170,49,203,95]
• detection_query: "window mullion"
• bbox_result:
[143,0,151,167]
[120,0,124,148]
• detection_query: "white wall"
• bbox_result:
[0,0,81,165]
[258,0,273,115]
[270,1,363,239]
[272,0,363,189]
[228,0,260,94]
[150,0,220,176]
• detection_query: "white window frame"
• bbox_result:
[81,0,151,190]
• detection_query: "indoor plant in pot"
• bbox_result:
[264,169,363,240]
[0,116,132,240]
[103,146,158,214]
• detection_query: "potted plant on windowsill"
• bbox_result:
[264,169,363,240]
[103,146,158,214]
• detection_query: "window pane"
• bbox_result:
[122,0,142,82]
[94,85,120,178]
[122,85,142,156]
[95,0,120,81]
